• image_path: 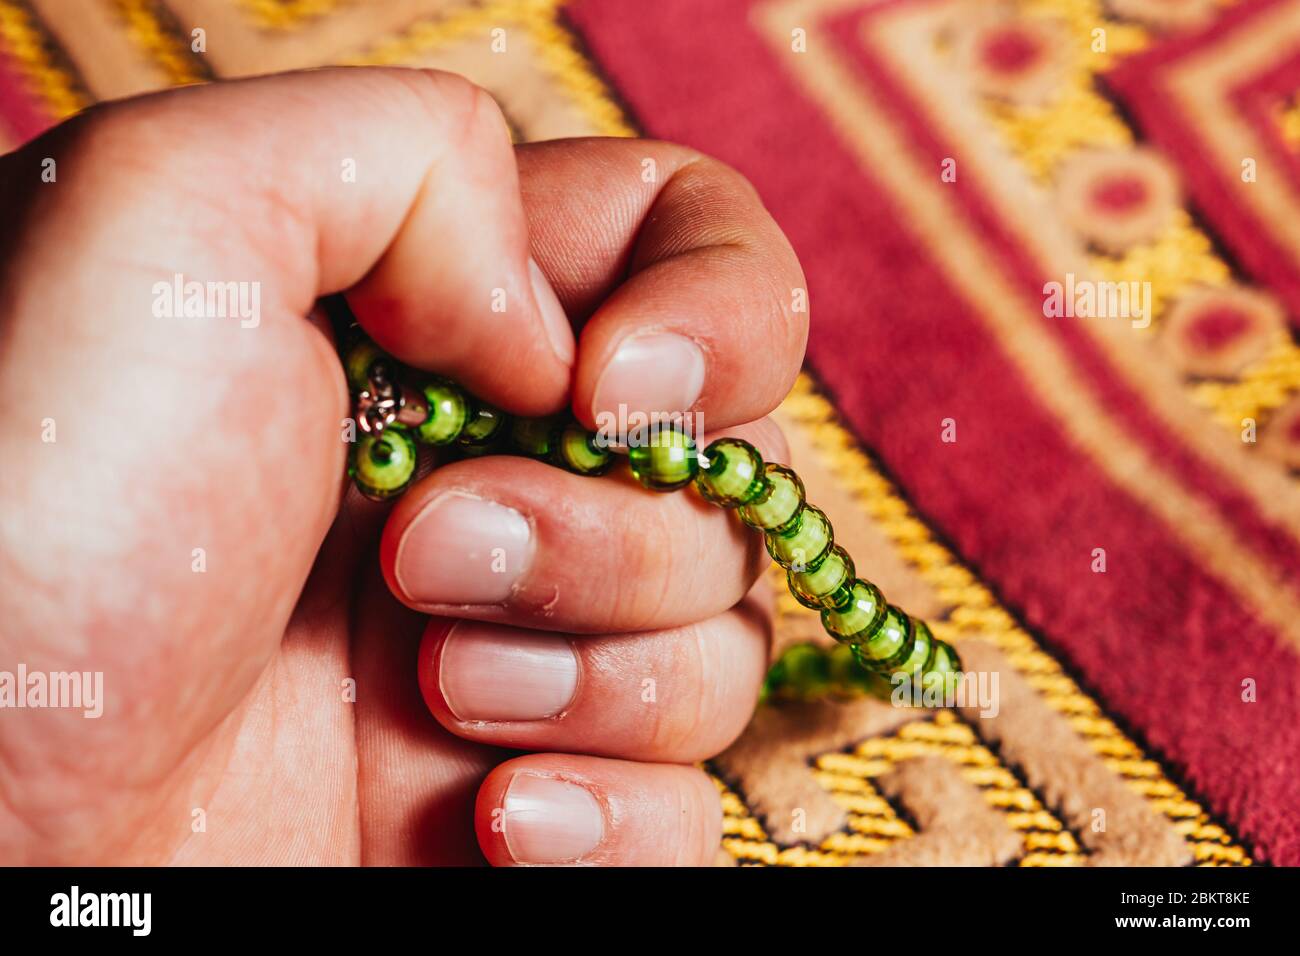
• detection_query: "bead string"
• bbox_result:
[343,332,962,706]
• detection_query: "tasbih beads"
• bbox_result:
[344,334,961,705]
[762,642,892,703]
[627,428,962,699]
[344,337,611,499]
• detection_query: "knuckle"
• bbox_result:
[55,96,193,179]
[645,622,752,760]
[608,500,677,631]
[400,69,509,150]
[668,769,721,865]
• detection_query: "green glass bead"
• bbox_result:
[766,504,832,570]
[826,643,866,693]
[738,464,805,532]
[696,438,766,507]
[760,654,787,704]
[820,578,885,645]
[344,339,386,391]
[350,428,417,500]
[852,604,916,673]
[788,544,854,609]
[556,423,612,476]
[892,618,934,679]
[459,400,506,446]
[510,415,563,458]
[920,640,963,698]
[415,381,467,445]
[827,643,894,700]
[773,643,831,700]
[628,428,699,491]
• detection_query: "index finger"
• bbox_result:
[516,138,808,436]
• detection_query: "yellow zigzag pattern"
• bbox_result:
[0,0,88,118]
[346,0,635,138]
[113,0,209,86]
[237,0,343,31]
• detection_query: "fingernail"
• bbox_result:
[503,774,604,864]
[591,332,705,422]
[396,492,532,605]
[439,622,578,721]
[529,257,575,366]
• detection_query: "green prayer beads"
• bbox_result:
[350,429,418,500]
[688,436,960,699]
[459,399,506,446]
[763,642,893,703]
[345,339,386,391]
[920,638,962,693]
[341,332,961,707]
[852,604,915,672]
[510,415,563,458]
[894,618,934,678]
[789,545,854,610]
[416,381,467,445]
[739,465,804,532]
[766,504,832,570]
[696,438,765,506]
[822,579,884,642]
[628,427,698,491]
[764,642,831,701]
[556,423,613,476]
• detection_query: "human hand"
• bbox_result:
[0,68,806,865]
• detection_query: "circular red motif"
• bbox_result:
[1183,307,1253,352]
[980,30,1041,74]
[1160,285,1284,379]
[956,15,1069,106]
[1055,148,1179,252]
[1089,175,1150,214]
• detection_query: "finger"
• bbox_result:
[380,417,788,632]
[16,67,570,410]
[350,555,498,866]
[515,138,807,434]
[475,754,722,866]
[418,581,771,763]
[345,76,574,412]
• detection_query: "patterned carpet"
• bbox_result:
[3,0,1296,867]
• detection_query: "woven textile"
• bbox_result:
[3,0,1294,866]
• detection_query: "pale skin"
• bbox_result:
[0,68,807,865]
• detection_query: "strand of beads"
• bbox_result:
[628,428,962,701]
[343,334,960,704]
[762,642,892,703]
[345,338,612,499]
